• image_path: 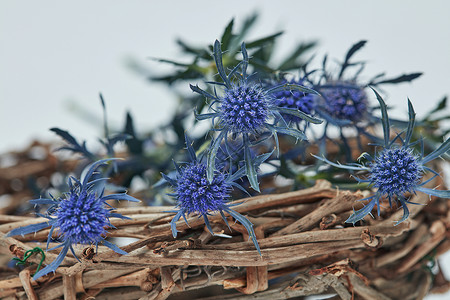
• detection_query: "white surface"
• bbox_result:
[1,1,449,298]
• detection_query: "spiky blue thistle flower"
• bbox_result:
[304,41,422,160]
[191,40,322,191]
[162,135,265,255]
[7,159,139,279]
[175,162,230,215]
[309,41,422,127]
[320,83,368,123]
[369,147,422,196]
[220,83,269,133]
[272,79,316,124]
[314,88,450,225]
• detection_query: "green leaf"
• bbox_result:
[421,137,450,164]
[266,83,319,96]
[206,130,227,183]
[271,126,308,141]
[274,107,323,124]
[405,99,416,145]
[176,38,209,58]
[424,96,447,121]
[279,156,296,178]
[190,84,219,100]
[244,134,260,192]
[344,40,367,63]
[213,40,231,87]
[278,41,317,70]
[124,112,143,155]
[226,13,258,56]
[251,44,275,67]
[339,40,367,79]
[221,18,234,49]
[372,72,422,85]
[150,68,203,84]
[241,42,249,78]
[370,87,390,148]
[245,31,284,49]
[149,57,191,67]
[244,57,277,73]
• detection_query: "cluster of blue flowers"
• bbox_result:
[269,41,423,161]
[7,23,450,280]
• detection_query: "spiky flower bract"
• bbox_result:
[314,88,450,225]
[191,40,322,192]
[7,159,139,279]
[163,135,264,255]
[50,96,131,165]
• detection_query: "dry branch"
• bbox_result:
[1,149,449,300]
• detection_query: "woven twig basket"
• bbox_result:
[0,142,449,300]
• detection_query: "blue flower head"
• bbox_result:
[220,83,269,133]
[311,41,421,127]
[369,147,422,197]
[191,40,322,191]
[315,88,450,225]
[175,162,230,215]
[320,83,368,123]
[55,187,109,245]
[305,41,422,161]
[7,159,140,279]
[162,135,265,255]
[272,79,316,124]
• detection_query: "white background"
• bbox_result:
[1,1,449,298]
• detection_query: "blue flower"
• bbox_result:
[220,83,269,133]
[7,159,140,280]
[56,189,109,245]
[306,41,422,161]
[314,88,450,225]
[272,79,316,124]
[320,83,368,123]
[191,40,322,191]
[175,162,230,215]
[369,147,421,197]
[162,135,264,255]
